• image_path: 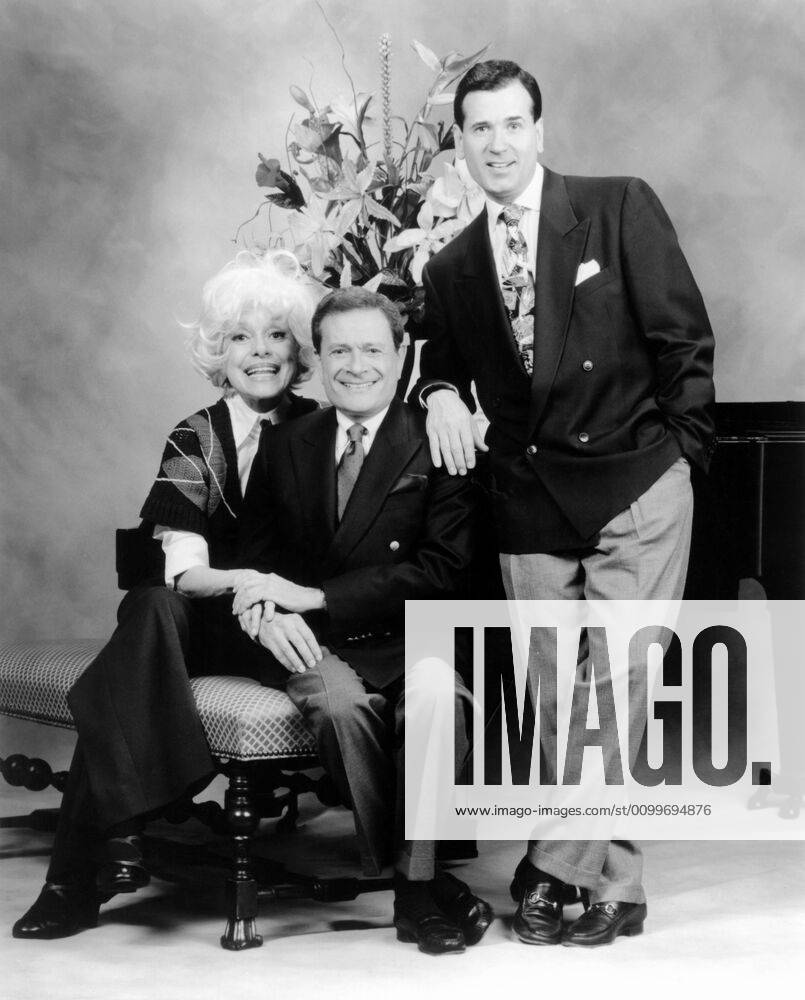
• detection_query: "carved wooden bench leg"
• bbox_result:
[0,752,67,829]
[220,765,263,951]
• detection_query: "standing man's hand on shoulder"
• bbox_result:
[425,389,488,476]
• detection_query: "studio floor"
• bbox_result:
[2,721,803,1000]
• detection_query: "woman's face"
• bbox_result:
[223,303,299,412]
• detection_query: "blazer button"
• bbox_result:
[578,432,590,444]
[582,359,594,371]
[389,540,400,551]
[526,444,538,455]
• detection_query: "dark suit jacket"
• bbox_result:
[411,167,716,552]
[238,397,476,689]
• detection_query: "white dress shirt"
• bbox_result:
[334,406,390,464]
[154,394,288,586]
[485,162,544,281]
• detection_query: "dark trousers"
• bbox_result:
[48,588,465,885]
[286,651,472,881]
[48,586,284,882]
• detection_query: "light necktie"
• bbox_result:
[500,205,535,375]
[337,422,367,520]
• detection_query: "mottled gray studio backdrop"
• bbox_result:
[1,0,804,643]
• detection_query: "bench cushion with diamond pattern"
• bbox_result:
[0,639,316,763]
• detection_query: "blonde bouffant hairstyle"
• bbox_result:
[188,249,322,391]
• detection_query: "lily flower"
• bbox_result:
[287,191,341,278]
[411,40,491,114]
[384,201,463,283]
[327,92,376,139]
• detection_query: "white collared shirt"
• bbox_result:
[485,162,544,281]
[154,394,287,585]
[334,405,390,464]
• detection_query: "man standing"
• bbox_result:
[412,60,715,946]
[234,287,492,955]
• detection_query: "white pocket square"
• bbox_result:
[575,259,600,286]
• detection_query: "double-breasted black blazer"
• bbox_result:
[238,398,476,689]
[412,167,716,552]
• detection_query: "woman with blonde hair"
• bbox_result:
[14,249,321,939]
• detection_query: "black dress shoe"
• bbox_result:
[510,873,565,946]
[12,883,101,940]
[431,872,493,946]
[95,835,150,895]
[562,901,647,946]
[394,908,466,956]
[509,857,582,906]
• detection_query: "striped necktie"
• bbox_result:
[337,422,367,520]
[500,205,535,375]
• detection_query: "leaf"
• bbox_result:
[289,85,315,112]
[384,161,401,187]
[442,44,491,76]
[341,158,363,193]
[363,273,385,292]
[413,120,440,152]
[410,39,441,73]
[384,229,424,253]
[339,260,353,288]
[357,162,376,192]
[356,94,374,132]
[320,124,344,165]
[264,192,304,211]
[334,199,363,238]
[365,198,401,227]
[324,188,357,203]
[429,92,455,107]
[365,229,382,268]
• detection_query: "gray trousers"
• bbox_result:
[500,456,693,904]
[286,650,471,882]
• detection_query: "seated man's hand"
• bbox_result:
[237,601,275,640]
[425,389,488,476]
[231,572,325,617]
[257,612,323,674]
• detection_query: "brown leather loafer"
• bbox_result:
[562,901,647,946]
[12,883,101,940]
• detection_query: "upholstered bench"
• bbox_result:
[0,638,381,949]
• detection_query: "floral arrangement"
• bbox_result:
[238,30,489,321]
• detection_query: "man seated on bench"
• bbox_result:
[231,287,491,955]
